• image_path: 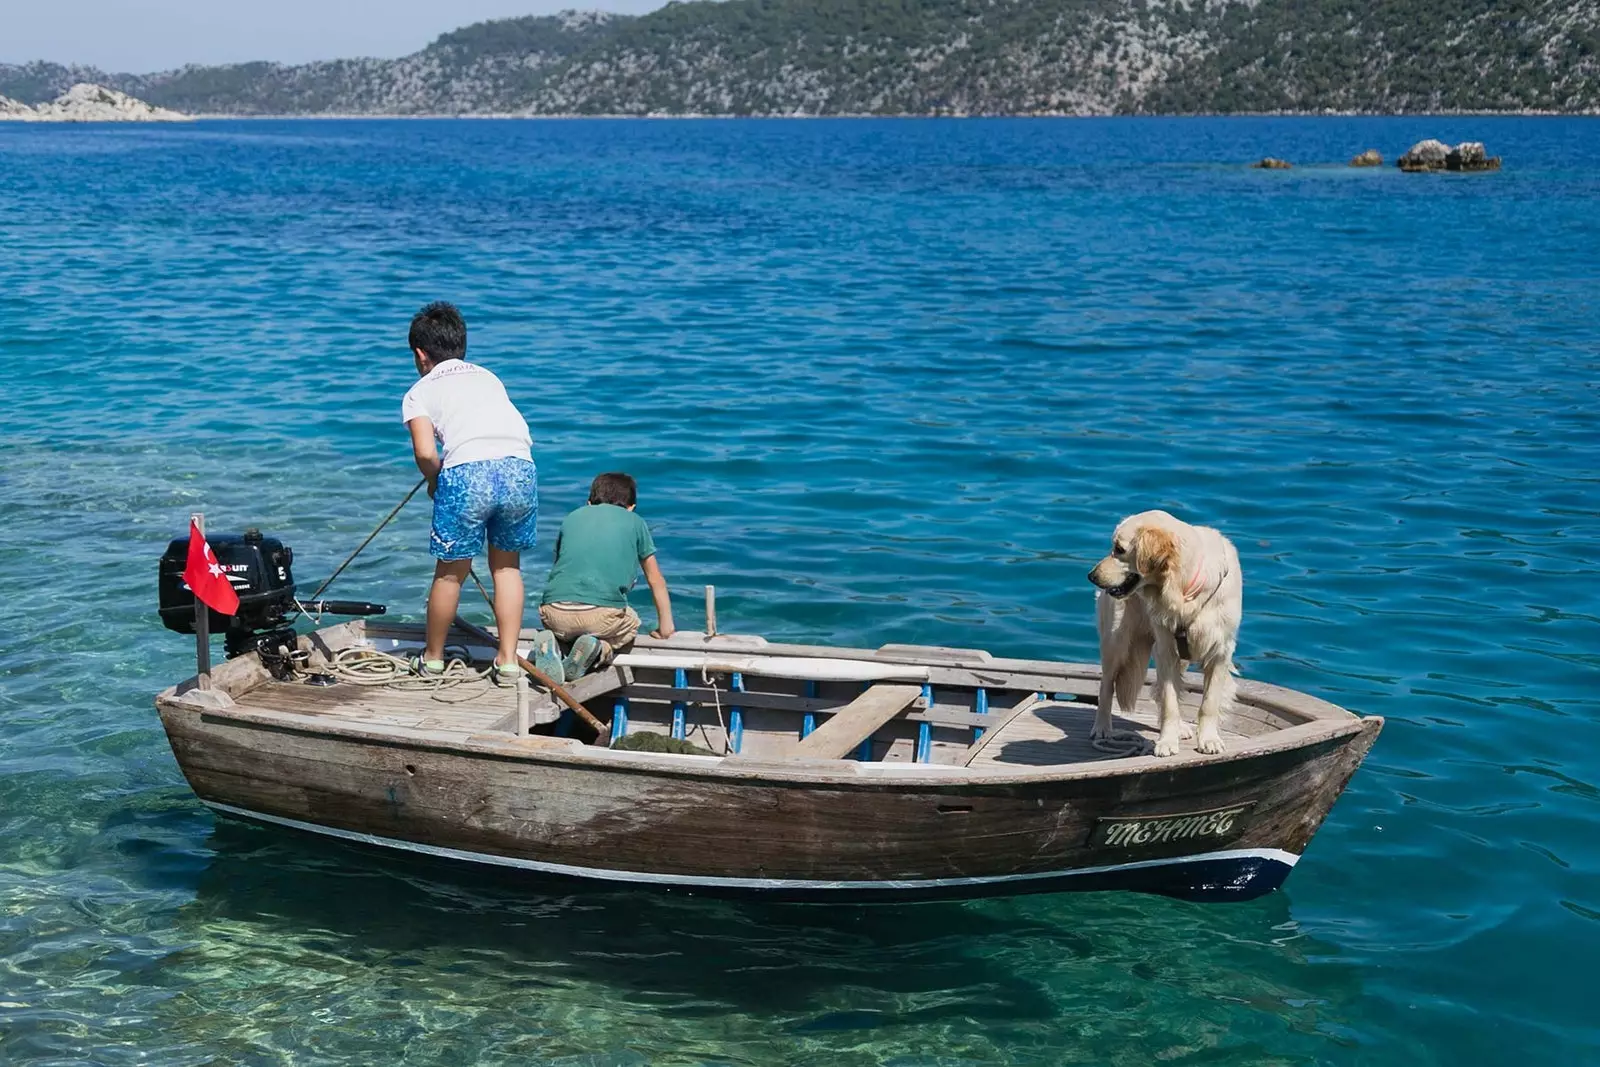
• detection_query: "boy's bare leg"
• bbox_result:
[487,547,524,668]
[425,559,471,662]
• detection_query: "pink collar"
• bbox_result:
[1182,557,1207,600]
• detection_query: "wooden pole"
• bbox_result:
[705,585,717,638]
[192,512,212,691]
[515,670,530,737]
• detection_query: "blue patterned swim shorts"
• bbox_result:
[429,457,538,561]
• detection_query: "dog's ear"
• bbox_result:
[1134,525,1179,577]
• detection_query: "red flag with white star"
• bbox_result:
[183,519,240,615]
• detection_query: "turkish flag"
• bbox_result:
[183,520,241,616]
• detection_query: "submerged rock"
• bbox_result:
[16,83,189,123]
[1397,139,1450,170]
[1252,157,1293,169]
[1350,148,1383,167]
[1398,139,1500,172]
[1446,141,1500,171]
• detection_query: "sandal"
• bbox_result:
[492,662,522,688]
[561,634,602,681]
[531,631,565,685]
[408,655,446,677]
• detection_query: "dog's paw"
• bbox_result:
[1178,719,1196,741]
[1089,719,1113,741]
[1195,729,1225,755]
[1153,734,1182,758]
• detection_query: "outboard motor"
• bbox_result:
[159,527,384,677]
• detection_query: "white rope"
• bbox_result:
[325,646,495,703]
[700,664,731,755]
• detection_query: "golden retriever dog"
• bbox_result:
[1087,510,1242,757]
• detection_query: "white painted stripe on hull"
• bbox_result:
[203,801,1299,891]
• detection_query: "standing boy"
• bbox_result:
[538,472,675,681]
[402,301,537,683]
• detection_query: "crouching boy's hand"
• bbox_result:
[643,554,675,640]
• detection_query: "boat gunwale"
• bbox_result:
[162,620,1382,790]
[159,699,1378,791]
[156,624,1382,790]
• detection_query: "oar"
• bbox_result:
[306,478,427,604]
[451,615,609,742]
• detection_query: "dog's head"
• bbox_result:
[1088,511,1184,599]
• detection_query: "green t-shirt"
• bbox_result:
[540,504,658,610]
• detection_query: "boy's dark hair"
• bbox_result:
[409,301,467,363]
[589,472,637,508]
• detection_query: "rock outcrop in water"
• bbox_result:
[3,0,1599,116]
[1398,139,1501,172]
[0,83,189,122]
[1350,149,1383,167]
[1252,158,1293,169]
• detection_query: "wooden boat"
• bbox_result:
[154,620,1381,903]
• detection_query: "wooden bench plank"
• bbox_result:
[958,695,1047,767]
[786,685,923,760]
[621,684,833,715]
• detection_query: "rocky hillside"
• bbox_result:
[0,11,620,116]
[3,0,1598,116]
[0,82,188,122]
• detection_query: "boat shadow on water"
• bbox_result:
[168,818,1367,1028]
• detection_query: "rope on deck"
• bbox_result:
[1091,734,1152,757]
[323,646,494,704]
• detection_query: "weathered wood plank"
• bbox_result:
[967,700,1270,767]
[958,695,1046,766]
[230,679,510,734]
[786,684,923,760]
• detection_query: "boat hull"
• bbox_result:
[158,703,1380,903]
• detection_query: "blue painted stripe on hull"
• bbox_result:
[203,802,1298,903]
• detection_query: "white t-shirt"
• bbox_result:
[400,360,533,469]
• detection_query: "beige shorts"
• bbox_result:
[538,602,641,664]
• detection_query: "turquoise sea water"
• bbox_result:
[1,117,1597,1065]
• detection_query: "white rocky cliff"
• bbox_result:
[0,83,189,122]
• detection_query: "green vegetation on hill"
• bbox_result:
[1141,0,1600,113]
[3,0,1597,115]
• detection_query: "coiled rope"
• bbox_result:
[323,645,494,704]
[1091,733,1151,757]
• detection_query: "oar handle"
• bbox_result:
[452,617,609,741]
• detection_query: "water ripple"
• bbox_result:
[2,116,1598,1064]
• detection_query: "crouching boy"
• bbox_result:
[537,472,675,682]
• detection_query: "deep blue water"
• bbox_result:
[1,116,1597,1065]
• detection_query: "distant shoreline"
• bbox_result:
[171,109,1600,121]
[8,108,1596,125]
